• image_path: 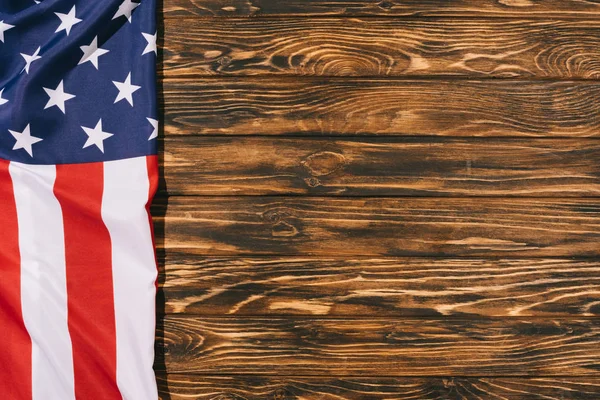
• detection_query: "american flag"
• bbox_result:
[0,0,159,398]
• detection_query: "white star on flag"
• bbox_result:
[79,36,109,70]
[113,72,141,106]
[147,117,158,140]
[0,88,8,105]
[0,20,14,43]
[9,124,43,157]
[82,119,113,153]
[44,80,76,114]
[142,32,157,55]
[21,47,42,74]
[55,6,82,36]
[113,0,140,23]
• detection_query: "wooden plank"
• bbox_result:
[161,256,600,317]
[154,197,600,257]
[158,375,600,399]
[162,0,600,18]
[162,79,600,137]
[157,317,600,375]
[162,19,600,78]
[162,137,600,196]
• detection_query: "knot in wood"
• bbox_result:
[377,0,394,10]
[262,209,284,223]
[304,177,321,187]
[219,56,232,66]
[301,151,346,177]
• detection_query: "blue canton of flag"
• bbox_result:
[0,0,157,164]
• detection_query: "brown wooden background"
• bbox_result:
[154,1,600,398]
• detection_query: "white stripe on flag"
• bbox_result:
[102,156,158,400]
[9,162,75,400]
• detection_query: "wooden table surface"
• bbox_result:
[155,1,600,398]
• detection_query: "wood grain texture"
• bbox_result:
[163,19,600,78]
[160,0,600,393]
[161,256,600,317]
[162,137,600,196]
[158,375,600,399]
[158,317,600,375]
[162,79,600,137]
[162,0,600,18]
[154,197,600,257]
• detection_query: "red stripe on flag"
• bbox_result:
[54,162,121,399]
[146,155,159,200]
[146,155,159,287]
[0,160,32,400]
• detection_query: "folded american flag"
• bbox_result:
[0,1,158,398]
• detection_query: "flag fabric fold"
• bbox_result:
[0,1,159,398]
